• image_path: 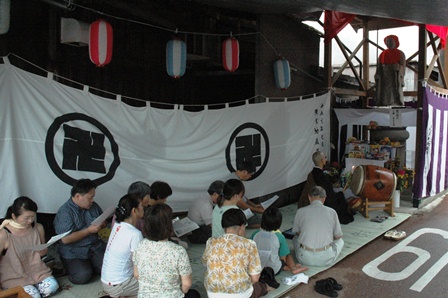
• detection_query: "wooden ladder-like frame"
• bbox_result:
[359,198,394,218]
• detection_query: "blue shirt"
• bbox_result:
[54,198,106,259]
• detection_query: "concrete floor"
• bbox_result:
[278,188,447,298]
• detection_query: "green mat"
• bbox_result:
[53,204,411,297]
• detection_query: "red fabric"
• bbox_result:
[324,11,356,43]
[426,24,448,49]
[379,35,402,64]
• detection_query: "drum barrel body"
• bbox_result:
[351,165,397,201]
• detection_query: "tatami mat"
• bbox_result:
[52,204,411,297]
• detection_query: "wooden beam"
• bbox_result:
[414,24,426,204]
[404,91,418,97]
[362,19,369,109]
[407,36,439,62]
[333,88,367,96]
[334,36,366,91]
[427,32,447,88]
[331,38,365,86]
[332,88,417,97]
[324,32,332,88]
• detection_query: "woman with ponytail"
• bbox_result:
[101,194,144,297]
[0,197,59,298]
[211,179,245,237]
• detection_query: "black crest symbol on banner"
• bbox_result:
[45,113,120,186]
[225,122,270,180]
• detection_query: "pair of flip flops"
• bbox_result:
[384,230,406,240]
[371,215,389,223]
[314,277,342,297]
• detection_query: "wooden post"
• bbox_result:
[362,19,369,109]
[413,24,426,207]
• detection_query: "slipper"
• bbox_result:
[314,281,338,297]
[260,267,280,289]
[391,231,406,240]
[371,216,385,223]
[325,277,343,291]
[384,230,396,239]
[316,278,343,291]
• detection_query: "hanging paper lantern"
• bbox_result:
[274,58,291,89]
[222,37,239,72]
[166,38,186,78]
[0,0,10,35]
[89,19,113,67]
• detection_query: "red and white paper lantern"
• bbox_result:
[89,19,113,67]
[222,37,239,72]
[274,58,291,89]
[166,37,187,78]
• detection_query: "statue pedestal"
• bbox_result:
[369,127,410,143]
[369,127,410,167]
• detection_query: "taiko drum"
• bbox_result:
[351,165,397,201]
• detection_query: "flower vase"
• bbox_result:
[393,190,400,208]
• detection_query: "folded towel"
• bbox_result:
[282,273,309,286]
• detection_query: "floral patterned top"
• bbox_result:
[133,239,192,298]
[202,233,262,294]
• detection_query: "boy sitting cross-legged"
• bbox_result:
[251,206,308,275]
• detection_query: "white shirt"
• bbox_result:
[292,200,342,249]
[101,221,143,285]
[188,192,214,226]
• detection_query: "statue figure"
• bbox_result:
[375,35,406,106]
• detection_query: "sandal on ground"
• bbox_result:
[325,277,343,291]
[371,216,386,223]
[391,231,406,240]
[259,267,280,289]
[384,230,397,239]
[314,281,338,297]
[316,277,343,291]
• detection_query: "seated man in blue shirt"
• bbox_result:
[54,179,107,284]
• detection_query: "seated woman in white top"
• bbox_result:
[101,194,144,298]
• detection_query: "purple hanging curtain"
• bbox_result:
[413,84,448,198]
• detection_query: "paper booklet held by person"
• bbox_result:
[91,205,116,226]
[27,230,71,251]
[243,208,254,219]
[261,195,279,210]
[172,217,200,237]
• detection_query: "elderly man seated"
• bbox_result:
[298,151,354,224]
[292,186,344,267]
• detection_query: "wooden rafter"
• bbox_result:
[334,36,366,91]
[331,38,365,86]
[426,32,447,88]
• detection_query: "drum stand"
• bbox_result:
[359,198,394,218]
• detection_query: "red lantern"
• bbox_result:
[89,19,113,67]
[222,37,239,72]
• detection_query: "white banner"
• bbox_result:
[0,58,330,215]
